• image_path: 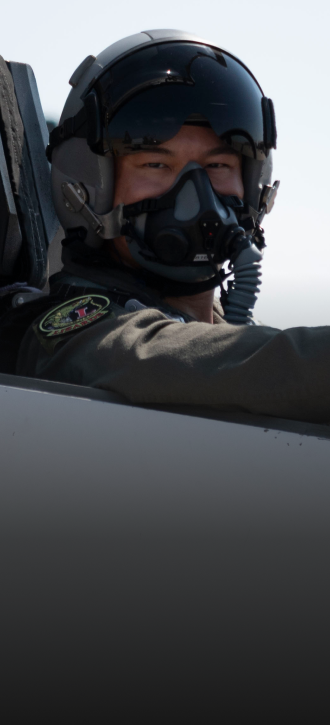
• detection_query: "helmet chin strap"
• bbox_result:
[139,269,221,298]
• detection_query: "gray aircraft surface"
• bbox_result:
[0,55,329,722]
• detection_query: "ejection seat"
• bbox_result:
[0,55,61,372]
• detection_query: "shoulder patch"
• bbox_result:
[39,295,112,338]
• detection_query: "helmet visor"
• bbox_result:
[95,42,267,160]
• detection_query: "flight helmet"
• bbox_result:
[49,29,278,281]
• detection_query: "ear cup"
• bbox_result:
[153,228,189,264]
[243,153,273,216]
[51,138,114,247]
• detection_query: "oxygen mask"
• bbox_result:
[120,162,264,323]
[121,162,248,283]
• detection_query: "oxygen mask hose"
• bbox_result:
[222,240,263,325]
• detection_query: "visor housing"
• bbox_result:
[92,42,269,160]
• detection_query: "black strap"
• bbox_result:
[46,106,87,161]
[123,192,243,219]
[123,197,175,217]
[262,97,277,150]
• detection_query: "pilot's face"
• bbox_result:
[110,124,244,268]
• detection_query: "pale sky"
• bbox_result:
[1,0,329,328]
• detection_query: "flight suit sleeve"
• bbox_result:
[16,304,330,424]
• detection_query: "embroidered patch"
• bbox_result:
[39,295,111,337]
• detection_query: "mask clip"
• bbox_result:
[257,180,280,224]
[61,182,124,239]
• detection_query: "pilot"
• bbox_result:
[16,30,330,423]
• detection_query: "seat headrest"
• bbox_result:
[0,56,59,290]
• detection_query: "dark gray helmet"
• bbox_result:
[50,29,278,249]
